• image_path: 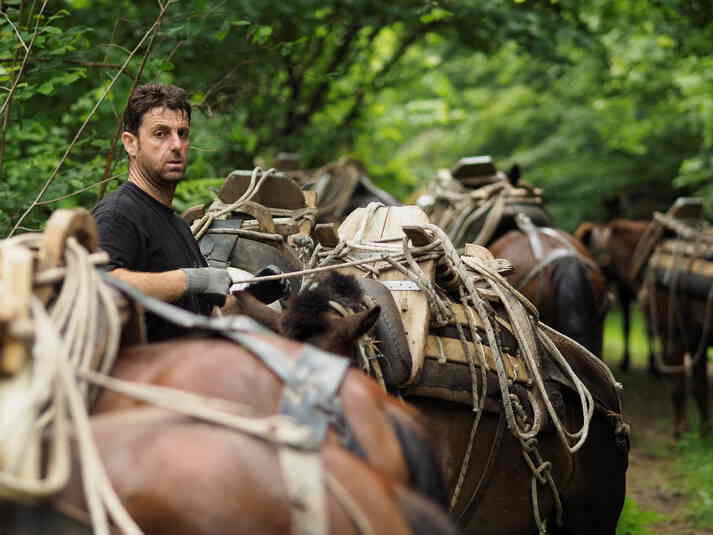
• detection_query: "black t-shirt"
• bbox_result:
[92,181,213,342]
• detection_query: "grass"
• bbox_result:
[677,432,713,529]
[604,304,713,533]
[616,498,666,535]
[602,306,655,370]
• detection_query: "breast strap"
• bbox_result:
[100,273,352,535]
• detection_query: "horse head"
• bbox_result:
[232,271,381,359]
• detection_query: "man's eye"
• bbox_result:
[179,130,189,139]
[154,131,165,137]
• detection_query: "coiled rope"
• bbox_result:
[0,230,368,535]
[191,167,317,242]
[304,203,596,533]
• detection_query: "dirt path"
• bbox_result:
[613,362,709,534]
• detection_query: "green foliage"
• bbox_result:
[616,497,665,535]
[2,0,713,235]
[173,177,224,214]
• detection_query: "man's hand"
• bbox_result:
[182,267,233,297]
[228,265,290,304]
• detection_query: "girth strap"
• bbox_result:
[100,273,351,535]
[279,346,349,535]
[281,346,350,447]
[515,214,599,290]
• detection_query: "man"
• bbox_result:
[92,83,237,342]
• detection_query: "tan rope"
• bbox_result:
[319,203,598,533]
[0,230,335,535]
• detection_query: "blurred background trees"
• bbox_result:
[2,0,713,234]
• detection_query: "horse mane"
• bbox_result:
[281,272,363,340]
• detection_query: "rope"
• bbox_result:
[191,167,318,245]
[191,167,275,239]
[424,175,545,247]
[0,231,354,535]
[636,210,713,374]
[318,203,598,533]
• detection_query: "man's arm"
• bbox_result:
[108,268,188,303]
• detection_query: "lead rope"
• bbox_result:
[315,204,596,533]
[1,232,374,535]
[191,167,275,240]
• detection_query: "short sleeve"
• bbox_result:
[93,208,142,271]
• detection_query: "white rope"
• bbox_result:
[0,231,332,535]
[319,204,599,533]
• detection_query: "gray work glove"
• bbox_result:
[182,267,233,298]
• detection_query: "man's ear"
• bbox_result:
[121,131,138,159]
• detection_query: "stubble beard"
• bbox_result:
[132,150,186,189]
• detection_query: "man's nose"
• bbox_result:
[168,132,182,150]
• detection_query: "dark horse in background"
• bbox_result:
[577,210,710,438]
[575,219,657,374]
[232,272,629,535]
[419,157,609,358]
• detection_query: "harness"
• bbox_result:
[309,203,613,534]
[418,166,551,249]
[515,213,607,318]
[636,199,713,374]
[102,274,351,535]
[0,208,366,535]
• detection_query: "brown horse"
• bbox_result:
[646,275,712,437]
[231,272,629,535]
[3,407,462,535]
[94,329,448,508]
[574,220,658,374]
[488,222,609,358]
[415,166,607,359]
[548,217,709,438]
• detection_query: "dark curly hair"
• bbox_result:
[122,83,191,134]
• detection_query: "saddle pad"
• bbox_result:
[338,205,434,384]
[423,335,529,384]
[650,242,713,298]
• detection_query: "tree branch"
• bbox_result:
[8,0,178,237]
[0,0,48,180]
[97,2,168,200]
[0,0,48,118]
[338,21,444,136]
[286,19,363,136]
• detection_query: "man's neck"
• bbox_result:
[128,167,176,207]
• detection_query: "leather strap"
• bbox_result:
[280,346,350,448]
[456,411,506,525]
[199,217,250,268]
[101,273,351,535]
[278,346,350,535]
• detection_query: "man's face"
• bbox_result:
[124,106,190,184]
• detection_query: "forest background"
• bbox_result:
[2,0,713,235]
[3,1,713,533]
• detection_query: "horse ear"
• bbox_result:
[340,305,381,342]
[230,290,282,332]
[506,164,520,186]
[574,222,594,247]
